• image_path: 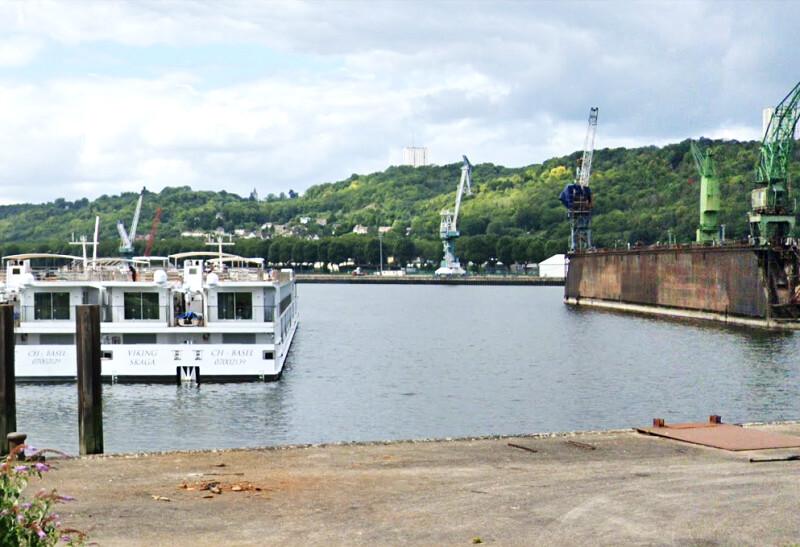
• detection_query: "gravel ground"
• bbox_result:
[35,423,800,546]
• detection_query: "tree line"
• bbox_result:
[0,232,559,271]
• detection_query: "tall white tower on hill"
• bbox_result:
[403,146,428,167]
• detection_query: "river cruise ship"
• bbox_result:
[0,251,298,382]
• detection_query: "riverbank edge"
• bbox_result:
[296,274,564,286]
[63,418,800,460]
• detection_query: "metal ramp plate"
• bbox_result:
[637,423,800,451]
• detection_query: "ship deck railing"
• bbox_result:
[4,266,287,285]
[17,303,277,326]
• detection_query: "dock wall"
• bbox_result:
[565,246,772,321]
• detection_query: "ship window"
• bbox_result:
[123,292,160,320]
[40,333,74,345]
[222,333,256,344]
[262,350,274,360]
[218,292,252,320]
[101,351,113,360]
[11,268,20,275]
[34,292,70,320]
[122,333,157,344]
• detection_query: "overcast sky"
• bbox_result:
[0,0,798,204]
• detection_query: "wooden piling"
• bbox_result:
[0,305,15,455]
[76,305,103,455]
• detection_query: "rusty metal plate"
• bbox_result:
[637,423,800,451]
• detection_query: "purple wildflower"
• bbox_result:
[13,465,28,472]
[37,529,46,539]
[57,495,75,502]
[34,462,49,473]
[21,502,31,510]
[61,536,71,543]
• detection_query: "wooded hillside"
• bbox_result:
[0,138,795,268]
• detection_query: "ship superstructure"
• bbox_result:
[0,250,298,382]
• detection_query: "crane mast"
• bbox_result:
[578,107,598,188]
[118,188,145,257]
[435,156,473,276]
[129,191,143,243]
[451,155,472,231]
[749,80,800,246]
[690,141,720,243]
[559,107,598,252]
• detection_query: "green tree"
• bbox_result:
[328,239,348,264]
[496,236,514,266]
[362,238,381,266]
[391,238,415,266]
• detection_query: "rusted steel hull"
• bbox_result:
[565,245,800,329]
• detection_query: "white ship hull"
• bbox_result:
[15,322,297,382]
[15,317,298,382]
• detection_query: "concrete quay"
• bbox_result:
[38,422,800,546]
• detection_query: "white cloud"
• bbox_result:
[0,36,41,66]
[0,0,798,204]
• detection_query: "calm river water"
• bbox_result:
[17,284,800,454]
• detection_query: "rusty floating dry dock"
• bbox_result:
[565,243,800,329]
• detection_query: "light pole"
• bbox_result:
[378,230,384,274]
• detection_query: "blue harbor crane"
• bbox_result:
[559,107,598,252]
[435,156,473,276]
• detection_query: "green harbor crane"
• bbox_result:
[749,80,800,246]
[690,141,720,243]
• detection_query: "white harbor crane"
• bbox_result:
[117,188,144,257]
[435,155,473,276]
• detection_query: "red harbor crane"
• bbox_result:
[144,207,162,257]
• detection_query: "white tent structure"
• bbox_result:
[538,254,568,278]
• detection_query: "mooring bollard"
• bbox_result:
[76,305,103,455]
[0,305,16,455]
[7,432,26,459]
